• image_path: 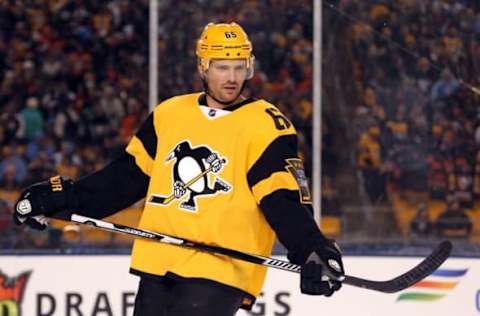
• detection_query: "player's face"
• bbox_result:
[204,59,248,106]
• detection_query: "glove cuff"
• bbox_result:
[38,176,77,215]
[287,231,329,264]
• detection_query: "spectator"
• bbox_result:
[474,151,480,199]
[410,203,433,238]
[436,199,472,238]
[451,157,474,209]
[0,200,14,248]
[427,153,452,200]
[0,146,27,186]
[0,102,24,145]
[357,125,385,202]
[20,96,44,141]
[26,152,55,185]
[25,133,55,162]
[322,176,342,217]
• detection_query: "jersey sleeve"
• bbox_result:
[247,134,312,205]
[246,105,311,207]
[247,106,327,264]
[72,112,158,218]
[125,111,157,176]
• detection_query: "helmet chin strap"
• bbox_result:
[202,80,248,106]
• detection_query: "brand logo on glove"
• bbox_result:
[328,259,342,273]
[16,199,32,216]
[49,176,63,192]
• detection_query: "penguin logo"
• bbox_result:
[149,140,232,212]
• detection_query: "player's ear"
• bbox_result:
[197,61,208,80]
[197,63,206,80]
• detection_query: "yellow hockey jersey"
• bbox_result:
[125,92,310,300]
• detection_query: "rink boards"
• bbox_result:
[0,255,478,316]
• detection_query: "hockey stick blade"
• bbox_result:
[344,240,452,293]
[68,214,452,293]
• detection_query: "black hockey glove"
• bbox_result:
[13,176,75,230]
[300,239,345,296]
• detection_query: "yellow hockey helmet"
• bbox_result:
[196,22,255,79]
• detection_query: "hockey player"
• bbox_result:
[13,22,344,315]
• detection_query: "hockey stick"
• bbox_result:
[149,158,226,205]
[68,214,452,293]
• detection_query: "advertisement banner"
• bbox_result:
[0,255,478,316]
[238,256,479,316]
[0,256,137,316]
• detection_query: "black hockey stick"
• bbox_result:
[69,214,452,293]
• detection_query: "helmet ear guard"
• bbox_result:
[196,22,255,80]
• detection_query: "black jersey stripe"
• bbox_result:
[259,189,323,264]
[247,134,298,188]
[135,113,157,159]
[75,152,149,218]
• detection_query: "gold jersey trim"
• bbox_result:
[126,135,154,176]
[251,171,299,204]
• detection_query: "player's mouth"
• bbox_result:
[223,84,237,90]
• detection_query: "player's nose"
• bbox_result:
[227,69,236,82]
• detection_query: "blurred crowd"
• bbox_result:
[0,0,150,188]
[350,0,480,239]
[0,0,324,249]
[0,0,152,248]
[3,0,479,249]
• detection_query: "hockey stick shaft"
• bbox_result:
[68,214,452,293]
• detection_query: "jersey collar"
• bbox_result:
[198,93,256,113]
